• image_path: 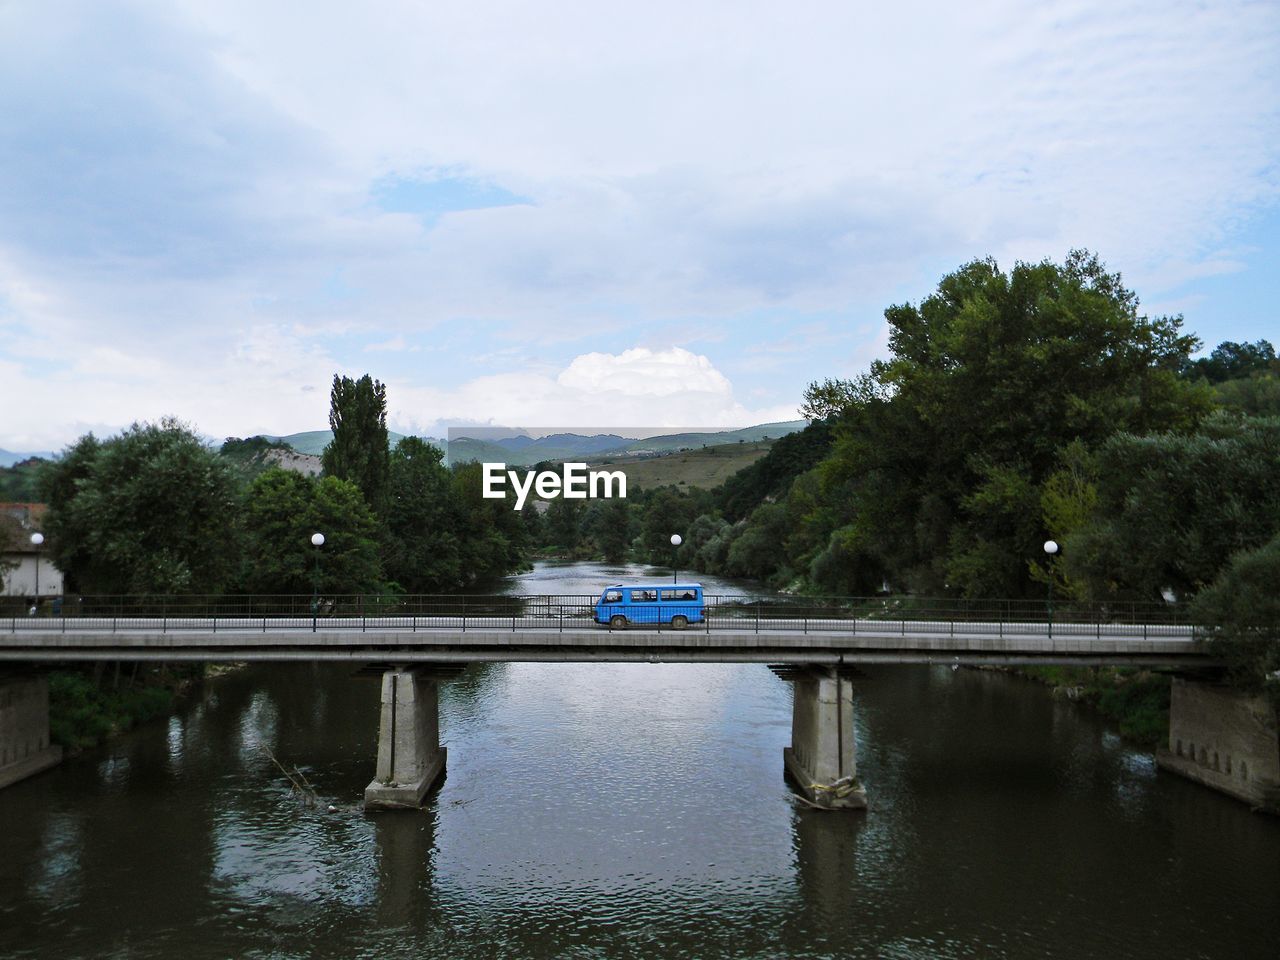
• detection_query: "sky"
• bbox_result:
[1,0,1278,451]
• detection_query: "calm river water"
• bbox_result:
[2,561,1278,959]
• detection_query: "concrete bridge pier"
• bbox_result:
[364,667,455,811]
[774,665,867,810]
[1157,677,1280,814]
[0,671,62,790]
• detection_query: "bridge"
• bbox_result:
[5,594,1270,814]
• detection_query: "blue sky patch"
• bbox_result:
[371,173,531,224]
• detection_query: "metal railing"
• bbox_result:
[2,593,1197,637]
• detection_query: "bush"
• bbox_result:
[47,667,187,750]
[1191,534,1280,707]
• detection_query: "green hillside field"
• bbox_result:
[584,440,774,491]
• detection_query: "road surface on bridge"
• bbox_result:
[1,615,1209,667]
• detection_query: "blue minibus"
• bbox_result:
[594,583,705,628]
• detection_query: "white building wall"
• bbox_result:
[0,555,65,597]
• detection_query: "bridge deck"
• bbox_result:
[0,617,1209,666]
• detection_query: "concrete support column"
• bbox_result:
[782,667,867,809]
[364,668,447,811]
[0,672,63,790]
[1156,677,1280,813]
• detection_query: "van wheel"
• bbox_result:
[609,615,627,629]
[671,615,688,630]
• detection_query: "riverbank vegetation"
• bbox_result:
[47,664,205,751]
[34,375,531,598]
[1016,667,1172,746]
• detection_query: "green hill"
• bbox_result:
[269,429,416,456]
[585,439,775,490]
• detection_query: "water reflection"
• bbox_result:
[0,562,1278,958]
[374,812,438,930]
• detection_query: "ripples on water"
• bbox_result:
[2,562,1279,959]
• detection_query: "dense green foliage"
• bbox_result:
[39,377,531,596]
[40,421,240,593]
[1190,535,1280,707]
[1064,414,1280,600]
[446,461,531,586]
[1184,339,1278,383]
[321,374,391,515]
[47,666,196,750]
[626,252,1214,599]
[834,251,1208,597]
[240,470,384,594]
[383,437,460,591]
[717,420,833,521]
[0,457,47,501]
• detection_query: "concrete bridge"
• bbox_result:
[3,601,1274,813]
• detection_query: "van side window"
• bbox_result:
[632,590,658,602]
[603,590,622,603]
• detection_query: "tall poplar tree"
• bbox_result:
[321,374,390,516]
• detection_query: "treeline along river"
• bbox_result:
[2,562,1278,959]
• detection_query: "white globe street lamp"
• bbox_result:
[30,532,44,605]
[670,534,683,584]
[310,532,325,631]
[1043,540,1059,636]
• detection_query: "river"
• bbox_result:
[1,561,1278,959]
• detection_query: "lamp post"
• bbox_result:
[310,532,325,632]
[30,532,44,610]
[670,533,682,584]
[1043,539,1059,638]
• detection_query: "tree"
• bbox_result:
[321,374,390,515]
[799,374,887,421]
[545,497,582,552]
[637,488,707,565]
[725,502,789,580]
[239,468,383,594]
[717,420,834,522]
[1191,535,1280,708]
[448,462,529,586]
[590,497,631,563]
[1064,413,1280,601]
[383,437,460,591]
[1186,339,1278,383]
[40,420,240,594]
[807,251,1211,597]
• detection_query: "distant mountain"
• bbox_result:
[441,423,807,464]
[264,421,808,466]
[267,430,428,456]
[0,449,54,469]
[619,422,806,454]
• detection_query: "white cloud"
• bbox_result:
[1,0,1278,446]
[557,348,731,397]
[0,341,793,450]
[392,347,796,436]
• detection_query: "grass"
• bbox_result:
[587,440,774,491]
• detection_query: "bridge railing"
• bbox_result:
[2,592,1193,634]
